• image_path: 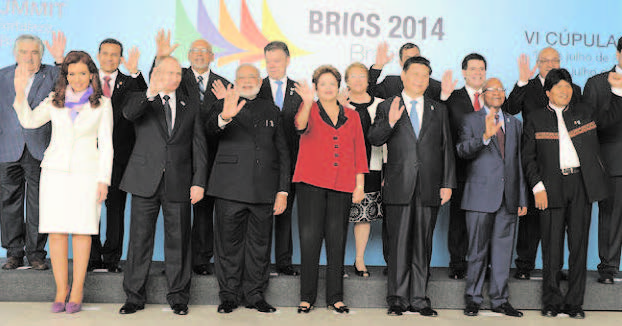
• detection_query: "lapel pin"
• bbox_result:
[431,105,434,111]
[180,101,186,106]
[289,88,294,96]
[574,120,580,125]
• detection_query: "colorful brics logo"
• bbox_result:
[175,0,309,66]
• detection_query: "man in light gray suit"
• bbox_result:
[0,33,64,270]
[456,78,527,317]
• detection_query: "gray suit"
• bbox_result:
[0,64,58,262]
[456,108,527,307]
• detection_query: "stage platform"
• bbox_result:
[0,259,620,310]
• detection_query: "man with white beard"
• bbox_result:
[206,64,290,314]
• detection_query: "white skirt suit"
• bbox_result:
[13,93,113,234]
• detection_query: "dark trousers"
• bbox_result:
[297,183,351,306]
[597,176,622,278]
[191,195,215,266]
[540,173,590,308]
[122,180,192,306]
[213,198,273,305]
[385,192,438,309]
[514,195,541,271]
[464,201,517,307]
[448,182,468,271]
[0,147,47,261]
[272,184,295,268]
[91,183,128,265]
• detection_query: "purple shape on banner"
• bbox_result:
[197,0,242,58]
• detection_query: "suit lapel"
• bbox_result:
[259,78,274,102]
[151,95,169,139]
[27,69,46,106]
[417,99,434,141]
[170,95,187,139]
[396,96,417,140]
[460,88,475,112]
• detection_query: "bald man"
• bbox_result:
[457,78,526,317]
[153,29,231,276]
[120,56,207,315]
[506,47,582,280]
[207,64,290,314]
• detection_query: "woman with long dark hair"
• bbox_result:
[13,50,113,314]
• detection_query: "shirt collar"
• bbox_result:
[159,91,176,103]
[465,85,482,98]
[401,91,423,109]
[483,106,504,120]
[100,69,118,81]
[538,74,545,86]
[616,65,622,74]
[548,102,566,112]
[269,76,288,86]
[192,67,210,81]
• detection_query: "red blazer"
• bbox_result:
[293,102,368,192]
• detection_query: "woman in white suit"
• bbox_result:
[13,51,113,314]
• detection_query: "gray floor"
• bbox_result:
[2,302,622,326]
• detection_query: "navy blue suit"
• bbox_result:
[0,63,58,262]
[457,108,527,307]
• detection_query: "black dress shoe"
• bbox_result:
[217,301,238,313]
[409,306,438,317]
[463,302,479,316]
[492,302,523,317]
[171,304,188,315]
[2,256,24,270]
[104,263,122,273]
[563,305,585,319]
[513,269,530,280]
[297,304,313,313]
[541,305,558,317]
[387,305,404,316]
[192,264,212,275]
[598,276,614,284]
[119,303,144,314]
[29,258,48,270]
[276,265,299,276]
[327,303,349,314]
[246,300,276,313]
[449,269,465,280]
[87,261,103,272]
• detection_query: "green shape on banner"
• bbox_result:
[174,0,202,64]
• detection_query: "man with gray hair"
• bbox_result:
[0,32,65,270]
[207,64,290,314]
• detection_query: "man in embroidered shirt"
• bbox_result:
[522,68,622,319]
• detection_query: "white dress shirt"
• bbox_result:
[192,67,210,91]
[465,85,483,109]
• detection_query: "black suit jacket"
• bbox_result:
[120,90,207,202]
[368,95,456,206]
[109,71,148,186]
[368,67,442,101]
[584,66,622,175]
[522,97,622,207]
[506,76,582,122]
[257,77,302,173]
[206,97,290,204]
[445,87,477,182]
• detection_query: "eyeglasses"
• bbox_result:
[189,48,212,54]
[483,88,505,93]
[538,59,560,65]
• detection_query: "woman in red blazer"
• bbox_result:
[293,65,368,314]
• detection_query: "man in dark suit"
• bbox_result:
[89,38,148,273]
[0,33,65,270]
[257,41,302,276]
[506,47,582,280]
[583,36,622,284]
[207,64,290,314]
[369,56,456,317]
[522,68,622,318]
[153,29,231,276]
[456,78,526,317]
[439,53,488,279]
[119,56,207,316]
[368,42,442,101]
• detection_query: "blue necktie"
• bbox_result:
[197,76,205,102]
[410,100,420,137]
[274,80,284,109]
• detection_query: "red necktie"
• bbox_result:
[103,76,112,98]
[473,92,481,111]
[495,114,505,159]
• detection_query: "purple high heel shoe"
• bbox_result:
[65,302,82,314]
[51,302,66,313]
